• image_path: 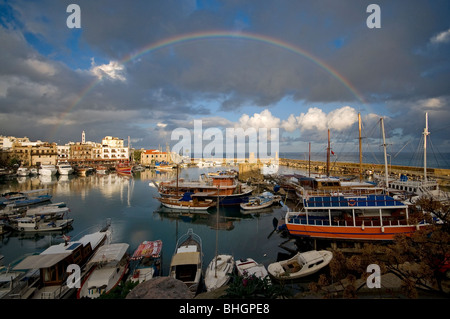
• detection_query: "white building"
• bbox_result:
[101,136,129,161]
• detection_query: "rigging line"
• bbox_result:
[428,136,450,168]
[393,139,412,158]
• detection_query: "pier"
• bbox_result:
[279,158,450,187]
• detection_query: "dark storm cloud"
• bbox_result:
[1,0,449,149]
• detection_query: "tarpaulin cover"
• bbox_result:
[131,240,162,260]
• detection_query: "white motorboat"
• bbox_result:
[12,216,74,232]
[235,258,270,281]
[267,250,333,280]
[57,163,74,175]
[204,254,235,292]
[77,243,130,299]
[39,165,57,176]
[17,167,30,176]
[169,229,202,294]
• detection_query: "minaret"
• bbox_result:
[82,130,85,144]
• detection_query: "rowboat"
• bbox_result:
[157,192,215,211]
[240,193,281,211]
[267,250,333,280]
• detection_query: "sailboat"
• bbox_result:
[204,189,235,291]
[385,112,449,203]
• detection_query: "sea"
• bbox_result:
[0,165,300,279]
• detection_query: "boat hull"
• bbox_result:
[285,223,422,241]
[204,254,234,291]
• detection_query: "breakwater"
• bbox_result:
[279,158,450,186]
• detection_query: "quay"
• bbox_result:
[279,158,450,187]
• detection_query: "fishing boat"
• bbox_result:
[11,216,73,232]
[10,224,112,299]
[77,243,130,299]
[39,165,57,176]
[1,189,52,208]
[169,228,202,294]
[204,198,235,292]
[235,258,270,281]
[157,192,215,211]
[267,250,333,280]
[158,174,253,206]
[128,240,163,284]
[240,193,281,211]
[116,161,132,175]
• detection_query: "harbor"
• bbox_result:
[0,153,449,299]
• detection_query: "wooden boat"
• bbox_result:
[157,192,215,211]
[169,228,202,294]
[267,250,333,280]
[158,174,254,206]
[1,189,52,208]
[128,240,163,284]
[116,161,132,175]
[284,193,428,241]
[205,254,234,291]
[10,224,111,299]
[77,243,130,299]
[235,258,270,281]
[240,193,281,211]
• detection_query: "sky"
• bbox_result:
[0,0,449,158]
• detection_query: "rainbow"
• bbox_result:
[51,30,366,138]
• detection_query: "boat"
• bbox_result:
[240,193,281,211]
[1,189,52,208]
[11,215,74,232]
[57,163,74,175]
[39,165,57,176]
[29,168,38,175]
[10,224,112,299]
[267,250,333,280]
[384,113,450,204]
[284,118,430,241]
[127,240,163,284]
[204,198,234,292]
[96,165,109,174]
[77,243,130,299]
[158,174,254,206]
[235,258,270,281]
[204,255,234,291]
[169,228,203,294]
[157,192,215,211]
[17,167,30,177]
[261,162,279,175]
[116,161,132,175]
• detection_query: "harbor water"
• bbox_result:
[0,166,302,277]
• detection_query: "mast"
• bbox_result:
[215,185,219,278]
[326,129,330,176]
[358,113,363,182]
[380,118,389,190]
[308,142,311,177]
[423,112,429,182]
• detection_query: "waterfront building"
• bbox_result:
[141,149,171,166]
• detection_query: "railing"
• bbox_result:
[287,215,409,227]
[303,194,406,208]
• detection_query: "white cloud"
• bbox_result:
[430,28,450,44]
[90,59,126,82]
[283,106,358,132]
[237,109,281,129]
